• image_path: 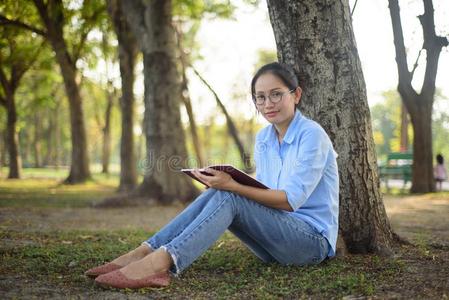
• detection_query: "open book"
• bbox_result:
[180,164,269,189]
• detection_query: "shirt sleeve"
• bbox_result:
[280,127,330,211]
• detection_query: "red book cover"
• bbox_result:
[181,164,269,189]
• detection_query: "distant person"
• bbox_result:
[84,62,339,290]
[434,154,447,191]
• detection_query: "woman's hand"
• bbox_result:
[192,168,238,191]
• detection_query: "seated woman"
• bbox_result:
[85,62,340,289]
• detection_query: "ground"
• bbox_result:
[0,172,448,299]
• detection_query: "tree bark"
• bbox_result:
[54,102,62,169]
[107,0,138,192]
[121,0,198,203]
[266,0,395,254]
[388,0,448,193]
[399,103,409,152]
[33,0,91,183]
[0,129,3,174]
[33,111,42,168]
[6,93,21,178]
[0,75,21,178]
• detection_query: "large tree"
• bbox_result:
[266,0,396,254]
[120,0,198,203]
[388,0,448,193]
[0,0,106,183]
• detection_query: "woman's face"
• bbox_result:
[254,72,301,127]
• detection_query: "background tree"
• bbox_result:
[0,3,43,178]
[266,0,396,254]
[120,0,198,204]
[371,89,449,164]
[388,0,448,193]
[106,0,138,192]
[0,0,107,183]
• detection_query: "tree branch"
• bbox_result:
[0,66,9,94]
[388,0,417,103]
[72,4,107,62]
[0,66,10,106]
[192,66,253,171]
[11,41,45,89]
[419,0,449,98]
[351,0,359,17]
[0,14,47,36]
[0,94,6,107]
[410,47,423,81]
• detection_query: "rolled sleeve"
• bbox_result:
[281,129,329,211]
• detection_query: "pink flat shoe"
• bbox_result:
[85,262,121,278]
[95,269,170,289]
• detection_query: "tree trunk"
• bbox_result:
[44,107,54,166]
[266,0,395,254]
[33,112,42,168]
[54,101,61,169]
[388,0,447,193]
[33,0,90,183]
[6,93,21,178]
[55,48,90,183]
[399,103,409,152]
[408,98,434,193]
[0,129,3,175]
[107,0,138,192]
[121,0,198,203]
[102,84,114,174]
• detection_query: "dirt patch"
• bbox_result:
[383,194,449,246]
[0,203,185,233]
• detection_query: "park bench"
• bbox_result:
[379,152,413,189]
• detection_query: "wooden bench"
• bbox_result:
[379,152,413,189]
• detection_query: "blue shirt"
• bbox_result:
[254,110,339,257]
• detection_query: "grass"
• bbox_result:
[0,178,116,208]
[0,167,120,208]
[0,228,405,298]
[1,168,448,298]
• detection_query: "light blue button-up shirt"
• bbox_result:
[254,109,339,257]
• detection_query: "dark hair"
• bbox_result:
[436,154,444,165]
[251,62,300,98]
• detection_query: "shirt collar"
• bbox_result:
[262,109,302,145]
[283,110,302,144]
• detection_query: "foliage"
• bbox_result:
[254,48,278,71]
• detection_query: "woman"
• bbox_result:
[86,62,339,289]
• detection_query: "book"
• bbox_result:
[180,164,269,189]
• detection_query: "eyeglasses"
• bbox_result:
[253,89,295,106]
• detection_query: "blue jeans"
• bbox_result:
[144,188,329,275]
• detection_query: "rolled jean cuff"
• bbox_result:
[141,241,155,251]
[160,245,181,277]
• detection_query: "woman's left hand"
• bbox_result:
[192,168,237,191]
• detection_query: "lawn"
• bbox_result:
[0,169,448,299]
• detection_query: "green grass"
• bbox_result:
[0,228,404,298]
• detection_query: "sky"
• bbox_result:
[185,0,449,125]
